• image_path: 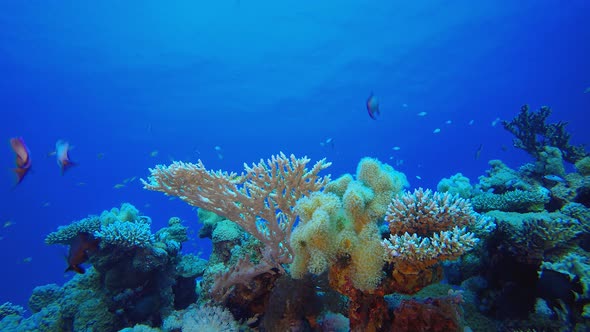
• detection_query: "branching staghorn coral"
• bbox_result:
[502,104,587,163]
[382,188,483,273]
[142,152,331,269]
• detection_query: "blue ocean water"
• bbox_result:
[0,0,588,313]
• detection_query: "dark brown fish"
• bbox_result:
[66,232,99,274]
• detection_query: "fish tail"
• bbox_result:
[65,265,85,274]
[13,167,28,184]
[60,160,76,175]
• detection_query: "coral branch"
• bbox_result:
[142,152,331,269]
[502,104,587,163]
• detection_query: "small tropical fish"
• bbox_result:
[475,144,483,160]
[129,176,137,182]
[22,257,32,264]
[392,146,401,151]
[544,174,566,183]
[417,111,427,116]
[4,220,14,228]
[416,175,422,180]
[491,117,500,127]
[150,150,159,157]
[65,232,99,274]
[445,120,452,124]
[55,140,75,174]
[10,137,32,184]
[433,128,441,134]
[366,93,380,120]
[320,137,335,148]
[215,146,224,160]
[96,153,105,160]
[113,184,126,189]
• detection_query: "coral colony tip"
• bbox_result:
[9,137,32,184]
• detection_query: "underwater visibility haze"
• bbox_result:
[1,0,590,331]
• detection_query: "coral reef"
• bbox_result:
[0,204,203,331]
[6,149,590,331]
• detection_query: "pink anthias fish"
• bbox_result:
[9,137,32,184]
[55,140,76,174]
[366,92,380,120]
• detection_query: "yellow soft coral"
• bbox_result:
[290,158,409,291]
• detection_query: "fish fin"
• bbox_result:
[13,167,28,184]
[65,265,85,274]
[368,109,377,120]
[60,160,76,175]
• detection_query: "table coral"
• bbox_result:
[382,189,488,292]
